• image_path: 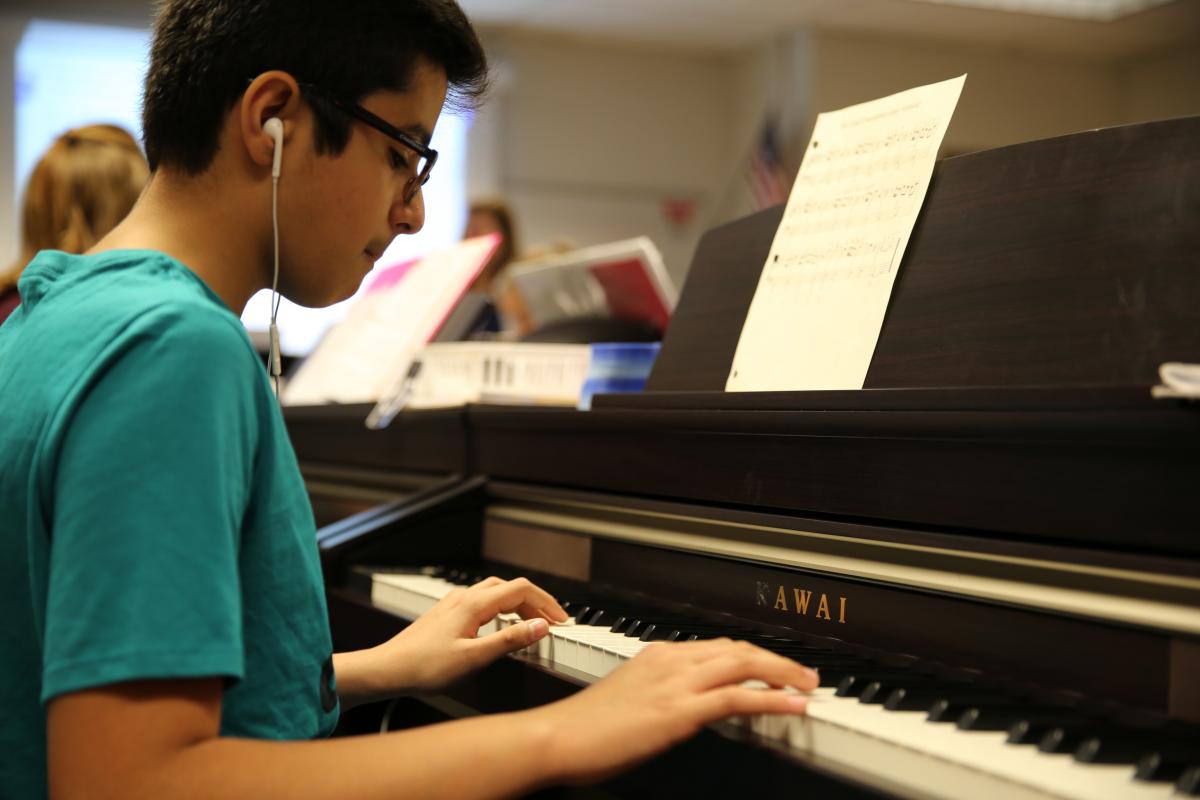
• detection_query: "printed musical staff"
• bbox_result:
[727,75,966,392]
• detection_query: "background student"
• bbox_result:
[0,124,148,325]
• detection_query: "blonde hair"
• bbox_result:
[2,124,149,291]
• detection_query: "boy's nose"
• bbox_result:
[391,189,425,235]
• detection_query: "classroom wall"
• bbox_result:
[474,29,739,285]
[467,27,1197,290]
[1,7,1196,287]
[806,30,1126,155]
[1119,43,1200,124]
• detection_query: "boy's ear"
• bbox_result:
[241,71,303,173]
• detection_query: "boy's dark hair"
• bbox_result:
[142,0,488,174]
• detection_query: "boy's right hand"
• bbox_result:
[533,638,819,784]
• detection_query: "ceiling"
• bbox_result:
[905,0,1175,21]
[458,0,1199,59]
[7,0,1199,60]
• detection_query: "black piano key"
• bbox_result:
[639,624,673,642]
[858,681,891,705]
[1176,765,1200,795]
[1128,724,1200,782]
[606,610,663,632]
[642,621,755,642]
[1007,718,1078,745]
[1136,752,1200,783]
[582,609,614,626]
[1038,723,1109,754]
[928,695,1030,723]
[808,665,873,685]
[665,625,734,639]
[835,672,917,698]
[860,671,981,704]
[879,687,995,713]
[859,678,950,705]
[676,630,721,641]
[1075,731,1199,766]
[957,707,1088,733]
[624,620,648,638]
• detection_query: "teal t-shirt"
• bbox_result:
[0,250,339,798]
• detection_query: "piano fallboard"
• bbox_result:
[468,389,1199,557]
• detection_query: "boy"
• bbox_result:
[0,2,817,797]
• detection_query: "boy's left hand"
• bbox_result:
[338,576,567,702]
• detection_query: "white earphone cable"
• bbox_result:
[269,173,283,397]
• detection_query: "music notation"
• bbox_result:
[727,75,966,392]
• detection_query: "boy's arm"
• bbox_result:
[48,640,818,800]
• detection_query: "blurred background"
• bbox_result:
[1,0,1197,353]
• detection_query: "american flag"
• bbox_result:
[745,117,791,210]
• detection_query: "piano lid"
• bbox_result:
[643,116,1200,399]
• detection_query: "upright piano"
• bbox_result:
[286,116,1200,799]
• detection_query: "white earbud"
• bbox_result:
[264,117,283,179]
[265,117,284,389]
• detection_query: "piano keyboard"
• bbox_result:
[372,570,1199,800]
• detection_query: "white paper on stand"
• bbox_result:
[727,75,966,392]
[282,233,499,406]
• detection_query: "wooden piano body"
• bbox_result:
[285,116,1200,799]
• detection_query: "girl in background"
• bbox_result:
[0,124,149,325]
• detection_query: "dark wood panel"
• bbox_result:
[488,480,1200,581]
[647,205,784,392]
[319,479,486,585]
[648,116,1200,393]
[467,404,1200,556]
[871,116,1200,388]
[596,384,1171,412]
[284,404,467,475]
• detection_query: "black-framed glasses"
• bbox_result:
[299,82,437,204]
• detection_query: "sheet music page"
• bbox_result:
[726,75,965,392]
[282,234,499,405]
